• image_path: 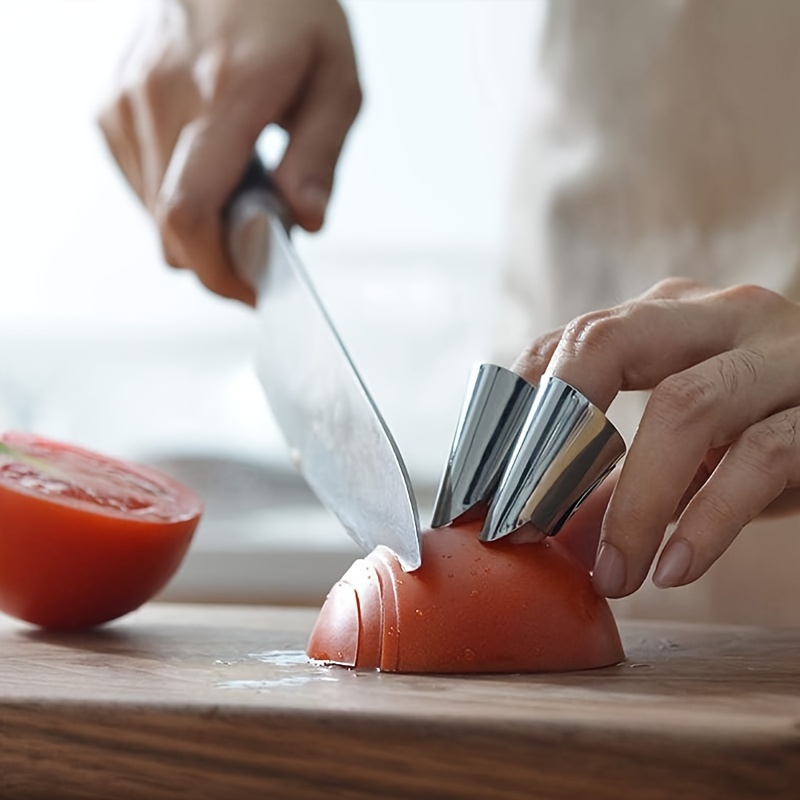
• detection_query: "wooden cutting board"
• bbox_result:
[0,603,798,799]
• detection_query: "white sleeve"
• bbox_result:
[494,0,800,365]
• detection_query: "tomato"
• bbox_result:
[0,431,202,630]
[307,520,624,674]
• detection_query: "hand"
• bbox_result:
[512,279,800,597]
[98,0,362,304]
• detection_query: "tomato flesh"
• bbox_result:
[0,433,194,520]
[307,520,624,674]
[0,432,203,630]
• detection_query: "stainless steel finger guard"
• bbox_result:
[432,364,627,542]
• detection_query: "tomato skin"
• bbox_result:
[308,521,624,674]
[0,433,202,630]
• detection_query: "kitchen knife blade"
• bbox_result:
[227,161,422,571]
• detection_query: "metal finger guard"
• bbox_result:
[432,364,627,541]
[431,364,537,528]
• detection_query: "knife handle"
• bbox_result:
[225,154,290,290]
[226,154,291,230]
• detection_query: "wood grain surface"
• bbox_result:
[0,603,798,799]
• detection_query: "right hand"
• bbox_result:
[98,0,362,305]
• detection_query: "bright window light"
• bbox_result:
[0,0,542,603]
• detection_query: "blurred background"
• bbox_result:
[0,0,542,603]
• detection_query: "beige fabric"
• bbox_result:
[494,0,800,625]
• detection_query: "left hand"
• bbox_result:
[512,278,800,598]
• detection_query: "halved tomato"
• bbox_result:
[0,431,202,629]
[308,520,624,674]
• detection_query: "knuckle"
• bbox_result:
[650,371,719,424]
[205,48,236,93]
[192,264,239,299]
[696,490,741,529]
[201,45,254,99]
[122,57,181,106]
[643,277,705,300]
[712,349,765,395]
[163,257,186,272]
[197,270,237,301]
[560,311,621,359]
[716,283,777,311]
[137,67,171,106]
[96,114,116,148]
[738,412,798,472]
[96,103,115,137]
[512,329,561,381]
[160,241,185,271]
[97,92,132,136]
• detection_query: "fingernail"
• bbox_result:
[299,183,329,218]
[507,524,547,544]
[653,539,693,589]
[592,542,626,597]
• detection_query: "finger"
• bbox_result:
[129,69,197,213]
[673,446,728,519]
[595,344,799,597]
[653,408,800,588]
[155,49,314,303]
[546,291,747,413]
[156,111,260,305]
[97,94,146,204]
[492,327,576,549]
[548,282,787,412]
[274,60,362,231]
[553,468,619,571]
[510,328,564,386]
[608,447,730,587]
[507,468,616,552]
[511,280,711,398]
[512,285,713,561]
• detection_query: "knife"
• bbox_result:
[226,158,422,571]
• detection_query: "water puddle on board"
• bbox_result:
[215,649,338,692]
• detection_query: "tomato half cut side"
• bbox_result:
[307,520,624,674]
[0,431,203,630]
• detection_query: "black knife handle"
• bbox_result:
[226,153,292,230]
[234,154,274,195]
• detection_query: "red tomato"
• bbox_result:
[307,520,624,674]
[0,431,202,630]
